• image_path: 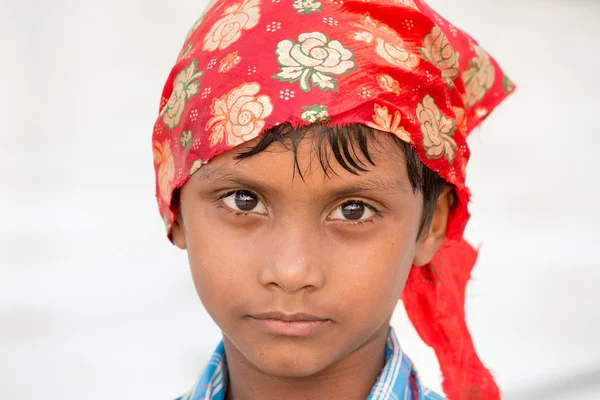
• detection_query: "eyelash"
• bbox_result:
[215,204,250,217]
[214,190,382,226]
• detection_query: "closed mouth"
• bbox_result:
[249,311,329,322]
[247,311,331,336]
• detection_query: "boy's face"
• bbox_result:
[172,130,450,378]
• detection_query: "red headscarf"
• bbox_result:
[152,0,515,398]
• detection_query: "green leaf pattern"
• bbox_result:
[301,104,329,123]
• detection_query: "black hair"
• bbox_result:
[235,123,447,238]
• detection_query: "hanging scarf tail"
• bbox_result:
[403,238,500,400]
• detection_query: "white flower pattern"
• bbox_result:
[205,82,274,147]
[273,32,356,92]
[202,0,261,51]
[353,15,419,70]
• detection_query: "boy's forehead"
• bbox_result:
[191,140,412,196]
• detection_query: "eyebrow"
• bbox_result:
[194,165,411,196]
[194,165,272,193]
[326,175,411,197]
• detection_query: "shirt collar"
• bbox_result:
[178,327,444,400]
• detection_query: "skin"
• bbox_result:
[171,129,453,400]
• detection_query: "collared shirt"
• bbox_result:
[177,327,445,400]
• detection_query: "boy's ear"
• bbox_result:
[170,193,187,250]
[413,185,454,267]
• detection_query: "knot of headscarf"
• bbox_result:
[152,1,515,398]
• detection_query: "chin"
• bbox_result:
[245,342,337,378]
[252,356,330,378]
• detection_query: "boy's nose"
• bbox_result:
[257,225,326,293]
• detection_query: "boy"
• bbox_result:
[151,0,515,399]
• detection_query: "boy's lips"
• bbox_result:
[248,311,331,337]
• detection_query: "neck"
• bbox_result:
[223,325,389,400]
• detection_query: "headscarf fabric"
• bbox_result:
[152,1,515,398]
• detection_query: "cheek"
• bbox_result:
[328,228,416,324]
[183,210,261,324]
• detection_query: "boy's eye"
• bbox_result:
[221,190,267,214]
[329,201,377,222]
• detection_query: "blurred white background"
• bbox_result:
[1,0,599,398]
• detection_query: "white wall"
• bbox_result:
[1,0,598,398]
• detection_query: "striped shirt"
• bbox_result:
[177,327,445,400]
